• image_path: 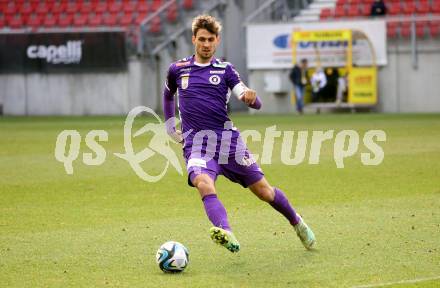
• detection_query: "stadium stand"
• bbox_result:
[317,0,440,39]
[0,0,194,33]
[0,0,201,55]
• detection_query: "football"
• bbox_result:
[156,241,189,273]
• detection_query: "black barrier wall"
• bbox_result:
[0,31,127,73]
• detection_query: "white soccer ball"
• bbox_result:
[156,241,189,273]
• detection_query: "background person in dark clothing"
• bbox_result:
[370,0,387,16]
[322,67,339,102]
[289,59,308,114]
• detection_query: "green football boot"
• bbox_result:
[209,227,240,253]
[294,214,316,250]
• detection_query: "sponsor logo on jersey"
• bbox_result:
[213,62,228,68]
[176,61,190,67]
[209,75,221,85]
[210,70,225,74]
[180,68,191,72]
[181,74,189,89]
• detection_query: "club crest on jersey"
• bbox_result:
[209,75,221,85]
[181,74,189,89]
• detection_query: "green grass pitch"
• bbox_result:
[1,113,439,287]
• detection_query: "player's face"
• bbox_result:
[192,29,219,63]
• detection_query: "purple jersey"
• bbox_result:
[165,55,241,134]
[163,55,264,187]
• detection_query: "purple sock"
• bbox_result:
[202,194,231,231]
[270,187,300,226]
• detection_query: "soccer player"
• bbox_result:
[163,15,315,252]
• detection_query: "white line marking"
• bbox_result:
[352,275,440,288]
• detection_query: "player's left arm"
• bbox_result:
[226,64,262,110]
[232,82,262,109]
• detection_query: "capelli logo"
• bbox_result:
[26,40,83,64]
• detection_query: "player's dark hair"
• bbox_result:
[192,14,222,36]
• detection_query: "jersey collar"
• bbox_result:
[191,55,217,67]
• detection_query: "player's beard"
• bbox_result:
[198,48,215,62]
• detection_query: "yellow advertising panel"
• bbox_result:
[348,67,377,104]
[292,29,353,68]
[293,30,351,42]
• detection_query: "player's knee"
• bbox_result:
[256,186,275,202]
[197,181,215,196]
[193,175,215,197]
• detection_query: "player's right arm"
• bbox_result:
[163,64,183,143]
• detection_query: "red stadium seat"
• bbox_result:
[80,2,93,14]
[135,12,148,25]
[59,14,73,27]
[95,2,107,14]
[151,0,163,12]
[149,16,161,33]
[36,2,50,16]
[21,13,30,26]
[387,22,398,38]
[4,14,13,26]
[66,2,78,15]
[387,2,401,15]
[43,14,57,27]
[137,2,149,14]
[416,2,429,14]
[320,8,333,19]
[51,2,66,14]
[403,1,416,15]
[73,14,87,27]
[9,16,23,29]
[402,1,416,15]
[88,14,103,26]
[432,2,440,14]
[123,1,136,13]
[429,21,440,37]
[103,13,118,26]
[183,0,194,10]
[19,2,33,17]
[120,14,133,26]
[27,14,41,29]
[334,5,346,18]
[415,21,427,37]
[167,3,178,23]
[109,2,122,14]
[0,17,4,29]
[361,4,371,16]
[400,22,411,38]
[4,2,17,16]
[347,5,360,17]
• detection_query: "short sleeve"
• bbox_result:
[225,64,242,90]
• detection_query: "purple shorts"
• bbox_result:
[183,149,264,188]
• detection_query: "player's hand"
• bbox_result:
[170,130,184,144]
[240,89,257,106]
